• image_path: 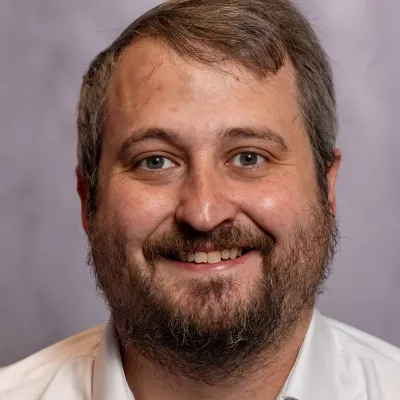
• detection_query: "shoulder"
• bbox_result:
[323,315,400,364]
[322,314,400,393]
[0,325,105,399]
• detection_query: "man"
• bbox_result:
[1,0,399,398]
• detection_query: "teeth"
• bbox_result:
[179,252,188,262]
[207,251,221,264]
[221,249,230,259]
[229,248,238,259]
[177,248,246,263]
[195,252,208,263]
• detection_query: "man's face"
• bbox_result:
[82,39,339,383]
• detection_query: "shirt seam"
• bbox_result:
[0,355,96,394]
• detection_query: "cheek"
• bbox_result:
[100,181,175,243]
[240,178,313,238]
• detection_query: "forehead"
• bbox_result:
[106,38,305,148]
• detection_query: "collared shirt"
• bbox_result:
[1,309,399,399]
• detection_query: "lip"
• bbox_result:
[183,244,249,253]
[160,249,259,273]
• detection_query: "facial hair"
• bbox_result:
[86,198,338,385]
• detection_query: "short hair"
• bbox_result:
[77,0,337,217]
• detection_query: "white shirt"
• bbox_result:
[1,309,399,399]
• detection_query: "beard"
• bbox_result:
[86,195,338,385]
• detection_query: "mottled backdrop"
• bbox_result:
[0,0,399,366]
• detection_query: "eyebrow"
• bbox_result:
[118,126,290,159]
[220,127,290,152]
[118,128,183,160]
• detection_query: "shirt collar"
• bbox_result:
[93,309,339,400]
[93,321,134,400]
[279,308,340,400]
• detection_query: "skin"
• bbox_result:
[77,38,341,400]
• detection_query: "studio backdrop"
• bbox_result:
[0,0,399,366]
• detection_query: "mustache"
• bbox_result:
[142,224,275,262]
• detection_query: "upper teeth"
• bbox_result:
[179,248,244,264]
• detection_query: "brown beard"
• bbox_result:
[86,197,338,385]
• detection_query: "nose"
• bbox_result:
[175,167,238,232]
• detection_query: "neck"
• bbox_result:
[121,308,314,400]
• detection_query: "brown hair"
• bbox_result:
[77,0,337,216]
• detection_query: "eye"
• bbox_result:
[136,155,176,170]
[230,152,267,168]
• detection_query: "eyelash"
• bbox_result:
[132,151,269,172]
[131,154,177,173]
[229,152,268,169]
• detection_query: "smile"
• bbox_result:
[176,247,253,264]
[160,247,257,272]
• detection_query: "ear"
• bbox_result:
[326,148,342,215]
[76,167,90,235]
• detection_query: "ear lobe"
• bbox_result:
[326,148,342,215]
[76,167,90,235]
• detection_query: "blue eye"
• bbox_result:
[138,156,175,170]
[231,152,266,167]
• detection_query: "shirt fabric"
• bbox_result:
[1,309,399,399]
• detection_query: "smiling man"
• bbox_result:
[1,0,400,399]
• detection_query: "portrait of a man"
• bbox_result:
[1,0,399,399]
